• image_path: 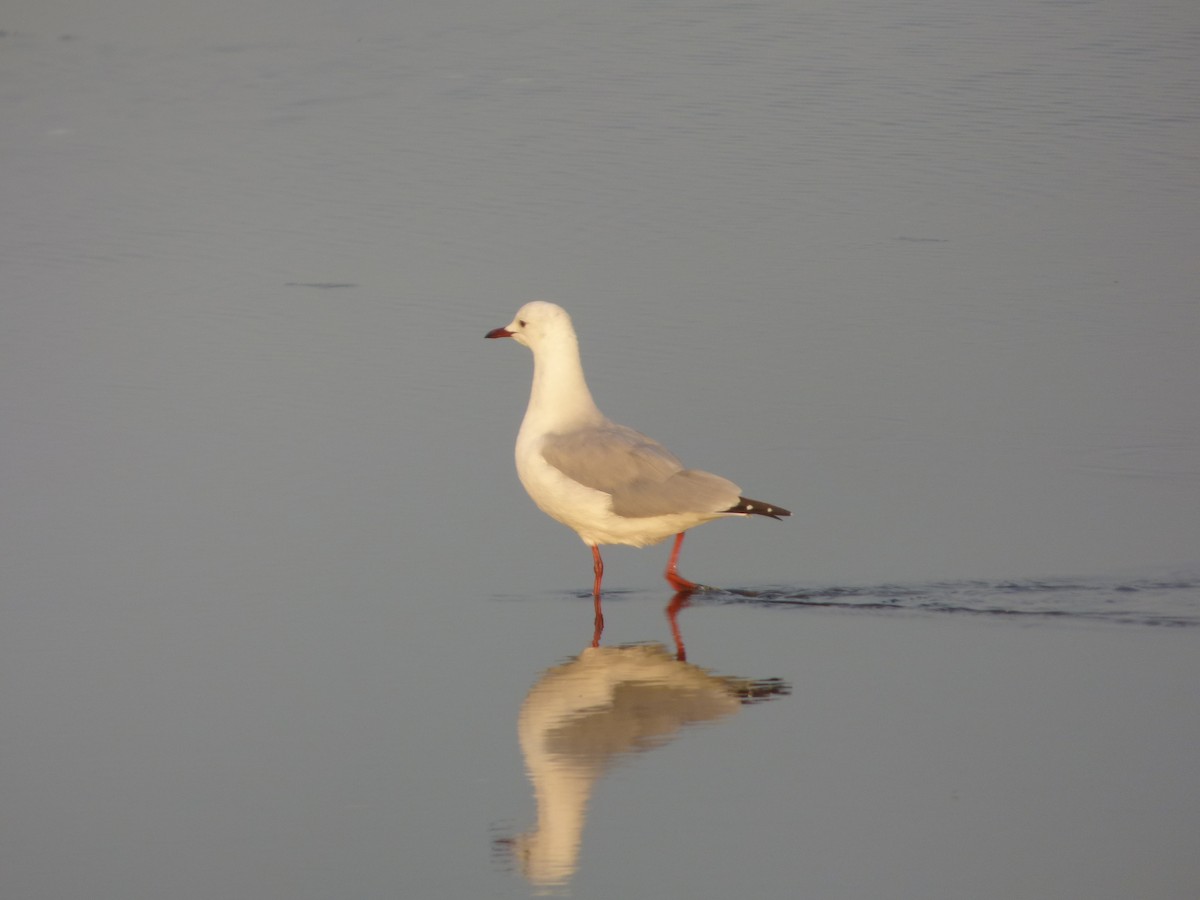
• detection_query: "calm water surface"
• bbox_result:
[1,0,1198,897]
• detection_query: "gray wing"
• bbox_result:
[541,424,741,518]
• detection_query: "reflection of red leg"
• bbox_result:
[591,592,604,647]
[591,545,605,646]
[664,532,699,593]
[666,591,692,661]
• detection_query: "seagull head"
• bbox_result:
[485,301,574,350]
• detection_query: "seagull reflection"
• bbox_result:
[595,589,695,656]
[497,642,789,888]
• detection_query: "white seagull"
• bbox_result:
[486,301,789,596]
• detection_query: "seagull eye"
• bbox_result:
[518,320,527,328]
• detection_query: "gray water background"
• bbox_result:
[2,1,1198,897]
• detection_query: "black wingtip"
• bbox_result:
[725,496,790,519]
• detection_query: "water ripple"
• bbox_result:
[721,574,1200,627]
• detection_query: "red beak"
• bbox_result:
[485,327,513,339]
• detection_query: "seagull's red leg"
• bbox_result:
[591,545,605,594]
[664,532,699,593]
[591,545,605,645]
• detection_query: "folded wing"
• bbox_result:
[541,424,741,519]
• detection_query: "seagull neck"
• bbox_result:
[526,335,603,429]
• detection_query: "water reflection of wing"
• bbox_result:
[502,643,789,888]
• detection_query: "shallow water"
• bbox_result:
[727,572,1200,628]
[2,0,1199,897]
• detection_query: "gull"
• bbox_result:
[486,301,789,598]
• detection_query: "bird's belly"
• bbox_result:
[515,452,716,548]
